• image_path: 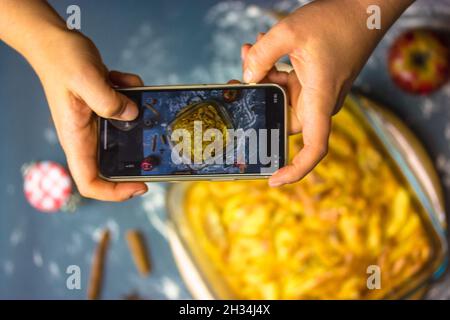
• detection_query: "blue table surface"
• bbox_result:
[1,0,450,299]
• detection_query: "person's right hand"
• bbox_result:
[241,0,413,187]
[30,31,148,201]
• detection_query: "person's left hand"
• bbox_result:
[31,31,148,201]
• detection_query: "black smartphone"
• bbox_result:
[98,84,287,181]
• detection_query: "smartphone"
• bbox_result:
[98,84,287,182]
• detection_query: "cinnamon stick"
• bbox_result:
[126,230,151,276]
[87,229,110,300]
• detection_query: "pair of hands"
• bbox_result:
[18,0,411,201]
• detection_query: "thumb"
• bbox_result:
[74,68,139,121]
[268,88,332,186]
[243,23,292,83]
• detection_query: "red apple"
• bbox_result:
[388,30,449,95]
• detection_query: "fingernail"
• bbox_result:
[121,102,139,121]
[132,189,147,198]
[243,69,253,83]
[268,179,282,187]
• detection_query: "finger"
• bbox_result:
[241,43,252,66]
[264,68,289,85]
[269,88,333,187]
[242,44,253,82]
[68,154,148,202]
[286,71,302,134]
[287,107,302,134]
[227,79,241,84]
[73,68,139,121]
[243,45,291,86]
[61,96,148,201]
[256,32,265,41]
[65,131,148,202]
[243,22,293,83]
[109,70,144,87]
[265,69,302,133]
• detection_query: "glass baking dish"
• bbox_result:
[165,93,448,299]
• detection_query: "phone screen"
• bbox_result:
[99,85,286,178]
